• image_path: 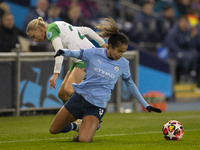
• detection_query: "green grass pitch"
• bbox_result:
[0,111,200,150]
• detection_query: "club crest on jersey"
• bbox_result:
[114,66,119,72]
[47,32,52,40]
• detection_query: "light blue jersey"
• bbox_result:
[61,48,149,108]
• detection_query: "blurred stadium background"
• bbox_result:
[0,0,200,117]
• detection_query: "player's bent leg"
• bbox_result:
[58,71,71,102]
[58,61,86,102]
[64,67,85,96]
[58,67,85,103]
[78,115,99,143]
[49,106,76,134]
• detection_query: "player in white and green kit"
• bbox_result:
[26,17,107,103]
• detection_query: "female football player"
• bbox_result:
[50,18,162,142]
[26,17,107,103]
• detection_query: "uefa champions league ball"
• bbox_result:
[162,120,184,140]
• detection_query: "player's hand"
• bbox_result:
[49,73,58,89]
[54,49,64,58]
[146,106,162,113]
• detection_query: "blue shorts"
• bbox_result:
[64,92,106,122]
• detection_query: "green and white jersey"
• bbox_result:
[46,21,103,73]
[46,21,94,50]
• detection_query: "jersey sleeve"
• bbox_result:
[122,63,149,108]
[46,24,60,43]
[61,47,96,62]
[121,62,131,80]
[75,27,105,46]
[52,38,64,73]
[80,48,95,62]
[61,49,82,59]
[46,23,63,73]
[45,24,64,73]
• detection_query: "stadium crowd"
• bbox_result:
[1,0,200,85]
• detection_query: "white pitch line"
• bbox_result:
[0,129,200,144]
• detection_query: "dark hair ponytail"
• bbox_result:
[95,17,128,48]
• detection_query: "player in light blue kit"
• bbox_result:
[49,18,161,142]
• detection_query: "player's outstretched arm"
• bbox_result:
[54,49,82,59]
[75,27,105,46]
[123,77,162,113]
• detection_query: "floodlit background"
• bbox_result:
[1,0,200,115]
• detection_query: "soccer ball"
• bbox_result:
[162,120,184,140]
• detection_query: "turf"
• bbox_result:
[0,111,200,150]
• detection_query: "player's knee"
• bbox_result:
[57,90,62,99]
[49,126,58,134]
[57,90,65,100]
[49,128,55,134]
[78,136,93,143]
[57,89,67,100]
[57,91,69,104]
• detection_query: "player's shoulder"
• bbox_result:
[120,57,129,65]
[85,47,104,53]
[117,57,130,70]
[93,48,107,57]
[47,22,57,30]
[54,21,71,27]
[83,47,105,57]
[94,47,105,53]
[46,22,62,42]
[47,21,69,30]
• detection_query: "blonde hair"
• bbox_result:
[26,17,47,34]
[95,18,119,38]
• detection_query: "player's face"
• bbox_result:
[28,26,46,42]
[108,43,128,60]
